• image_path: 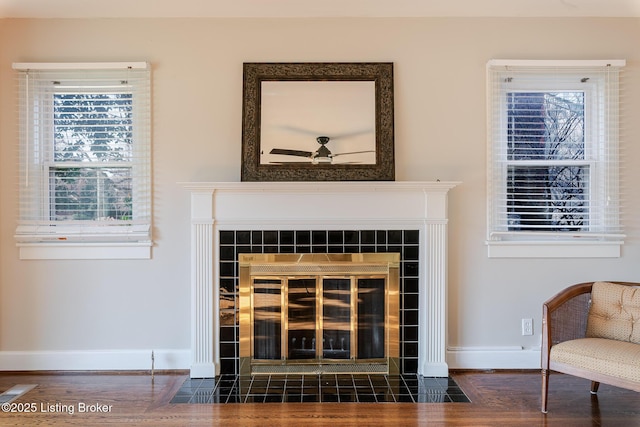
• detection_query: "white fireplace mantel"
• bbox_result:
[182,181,459,378]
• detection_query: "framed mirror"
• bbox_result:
[241,62,394,181]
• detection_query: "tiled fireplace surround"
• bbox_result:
[184,181,458,378]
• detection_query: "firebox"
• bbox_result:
[239,253,400,375]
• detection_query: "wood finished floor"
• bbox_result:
[0,370,638,426]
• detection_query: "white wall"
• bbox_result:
[1,17,639,371]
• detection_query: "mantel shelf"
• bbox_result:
[180,181,460,193]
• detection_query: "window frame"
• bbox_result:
[486,59,625,258]
[13,62,152,260]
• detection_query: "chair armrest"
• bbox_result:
[541,282,593,369]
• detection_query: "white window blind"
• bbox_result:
[486,60,625,257]
[13,62,152,257]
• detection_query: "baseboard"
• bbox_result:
[0,347,540,373]
[0,349,190,371]
[447,346,541,370]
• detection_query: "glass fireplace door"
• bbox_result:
[251,276,387,364]
[252,279,282,360]
[357,278,386,359]
[287,278,317,360]
[322,278,352,360]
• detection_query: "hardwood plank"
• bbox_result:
[0,370,637,426]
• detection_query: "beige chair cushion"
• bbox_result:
[586,281,640,344]
[551,338,640,383]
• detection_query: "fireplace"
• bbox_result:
[239,253,400,375]
[182,181,458,378]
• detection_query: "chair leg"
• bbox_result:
[590,381,600,394]
[541,369,549,413]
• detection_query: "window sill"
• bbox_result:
[17,242,152,260]
[486,240,623,258]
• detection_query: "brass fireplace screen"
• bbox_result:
[239,253,399,375]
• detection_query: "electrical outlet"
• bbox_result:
[522,318,533,336]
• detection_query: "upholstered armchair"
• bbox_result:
[541,281,640,413]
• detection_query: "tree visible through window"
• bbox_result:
[52,93,134,221]
[506,91,588,232]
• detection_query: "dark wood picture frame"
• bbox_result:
[241,62,394,181]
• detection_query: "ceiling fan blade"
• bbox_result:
[329,128,374,141]
[270,148,314,158]
[277,126,374,141]
[277,125,322,137]
[331,150,375,158]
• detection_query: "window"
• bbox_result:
[13,62,152,260]
[486,60,625,258]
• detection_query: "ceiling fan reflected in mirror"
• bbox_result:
[269,135,375,165]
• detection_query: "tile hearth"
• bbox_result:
[170,374,470,404]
